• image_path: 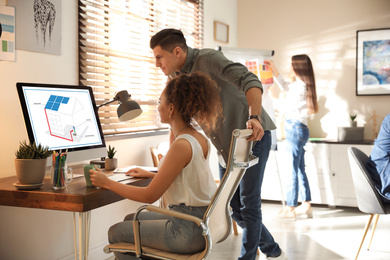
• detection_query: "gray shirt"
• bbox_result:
[179,47,276,163]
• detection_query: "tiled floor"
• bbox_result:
[107,201,390,260]
[209,201,390,260]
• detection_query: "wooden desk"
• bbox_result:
[0,174,151,260]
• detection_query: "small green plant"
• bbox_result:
[15,141,52,159]
[107,145,117,159]
[350,114,357,121]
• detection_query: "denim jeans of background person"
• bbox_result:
[285,120,311,207]
[366,113,390,203]
[219,131,281,258]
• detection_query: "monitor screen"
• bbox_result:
[16,82,106,152]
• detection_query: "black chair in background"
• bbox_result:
[347,147,390,260]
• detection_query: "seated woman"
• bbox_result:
[366,113,390,204]
[90,72,223,259]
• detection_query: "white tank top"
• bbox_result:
[159,134,217,207]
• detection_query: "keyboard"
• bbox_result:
[108,173,134,182]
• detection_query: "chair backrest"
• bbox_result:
[150,147,160,167]
[347,147,386,214]
[204,129,258,248]
[150,142,169,167]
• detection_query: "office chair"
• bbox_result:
[104,129,258,259]
[151,139,241,237]
[347,147,390,260]
[150,142,169,167]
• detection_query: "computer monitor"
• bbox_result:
[16,82,106,157]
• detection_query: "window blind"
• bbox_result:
[79,0,203,135]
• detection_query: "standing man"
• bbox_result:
[150,28,287,260]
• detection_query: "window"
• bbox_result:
[79,0,203,135]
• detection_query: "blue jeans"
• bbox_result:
[285,119,311,207]
[219,131,281,259]
[108,204,207,260]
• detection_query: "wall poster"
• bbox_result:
[0,5,15,61]
[356,28,390,96]
[8,0,61,55]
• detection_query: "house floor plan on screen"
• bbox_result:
[22,86,104,151]
[44,94,88,142]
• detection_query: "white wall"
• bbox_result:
[0,1,234,259]
[237,0,390,140]
[0,1,79,178]
[204,0,237,48]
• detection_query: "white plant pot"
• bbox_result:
[105,158,118,170]
[350,121,357,127]
[14,158,47,184]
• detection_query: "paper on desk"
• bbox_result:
[113,165,158,173]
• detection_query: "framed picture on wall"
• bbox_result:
[214,21,229,43]
[8,0,62,55]
[356,28,390,96]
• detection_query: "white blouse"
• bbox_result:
[274,74,308,125]
[159,134,217,207]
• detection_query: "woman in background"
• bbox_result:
[265,55,318,219]
[90,72,223,259]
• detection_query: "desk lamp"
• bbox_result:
[96,90,142,121]
[92,90,142,168]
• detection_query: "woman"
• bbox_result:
[265,55,318,219]
[90,72,223,259]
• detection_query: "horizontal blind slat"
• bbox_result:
[79,0,203,135]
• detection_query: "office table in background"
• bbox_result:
[0,169,151,260]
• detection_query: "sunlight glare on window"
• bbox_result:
[79,0,203,135]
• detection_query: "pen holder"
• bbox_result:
[51,153,73,190]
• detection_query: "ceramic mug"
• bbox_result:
[83,164,100,187]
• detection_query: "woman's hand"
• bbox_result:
[90,166,110,188]
[127,167,156,178]
[264,60,279,77]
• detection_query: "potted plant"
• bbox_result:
[105,145,118,170]
[350,114,357,127]
[15,141,52,184]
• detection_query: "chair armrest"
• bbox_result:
[135,205,203,226]
[234,154,258,169]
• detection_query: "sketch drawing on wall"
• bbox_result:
[34,0,56,47]
[8,0,61,55]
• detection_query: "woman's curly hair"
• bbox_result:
[164,72,223,131]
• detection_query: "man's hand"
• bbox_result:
[246,118,264,141]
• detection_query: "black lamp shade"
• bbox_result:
[117,99,142,121]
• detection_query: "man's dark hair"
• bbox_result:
[150,28,188,52]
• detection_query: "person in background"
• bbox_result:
[265,55,318,219]
[150,28,287,260]
[90,72,222,259]
[366,113,390,203]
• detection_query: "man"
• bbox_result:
[366,113,390,203]
[150,28,287,260]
